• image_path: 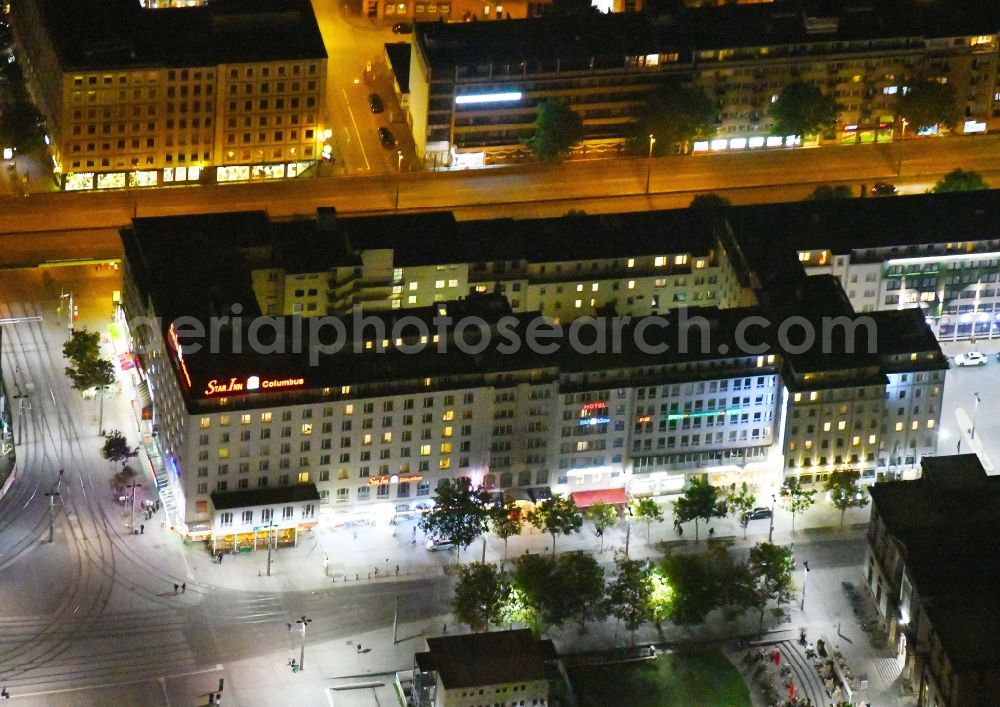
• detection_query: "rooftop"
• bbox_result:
[415,0,1000,69]
[31,0,327,70]
[416,629,554,688]
[385,43,411,94]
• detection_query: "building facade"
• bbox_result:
[11,0,327,190]
[407,2,1000,167]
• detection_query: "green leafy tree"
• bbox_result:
[726,482,756,540]
[809,184,854,200]
[932,168,989,193]
[453,562,510,632]
[646,564,674,632]
[527,493,583,557]
[419,478,492,563]
[525,100,584,164]
[65,357,115,392]
[631,497,664,543]
[606,558,651,644]
[0,101,46,153]
[895,80,961,132]
[634,83,716,155]
[672,477,726,543]
[556,551,607,632]
[703,545,755,623]
[768,82,839,141]
[779,477,817,533]
[512,553,564,633]
[489,495,523,562]
[658,553,716,626]
[585,502,618,552]
[746,542,795,630]
[63,329,102,364]
[824,470,870,528]
[111,464,138,493]
[101,429,138,468]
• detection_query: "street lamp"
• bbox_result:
[800,560,810,611]
[394,151,404,209]
[265,522,279,577]
[644,134,656,195]
[900,118,909,139]
[768,493,777,543]
[296,615,312,672]
[971,392,981,440]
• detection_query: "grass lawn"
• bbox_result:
[569,649,752,707]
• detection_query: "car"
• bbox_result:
[872,182,897,197]
[741,507,773,524]
[954,351,987,367]
[377,127,395,148]
[368,93,384,114]
[392,22,413,34]
[415,502,433,514]
[426,538,454,551]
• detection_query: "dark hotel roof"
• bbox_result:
[33,0,327,70]
[870,456,1000,670]
[416,629,554,688]
[210,484,320,511]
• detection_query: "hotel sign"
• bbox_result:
[204,375,305,396]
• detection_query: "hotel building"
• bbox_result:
[119,203,944,542]
[11,0,327,190]
[407,1,1000,167]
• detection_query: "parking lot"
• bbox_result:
[938,339,1000,472]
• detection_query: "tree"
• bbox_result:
[768,82,839,141]
[932,168,988,193]
[746,542,795,630]
[65,357,115,393]
[0,101,46,153]
[703,545,755,623]
[726,482,756,540]
[895,80,961,132]
[689,193,731,211]
[556,551,606,632]
[511,553,564,634]
[527,493,583,557]
[489,495,523,562]
[824,470,870,529]
[585,502,618,553]
[63,329,102,364]
[112,464,138,493]
[809,184,854,200]
[631,497,664,543]
[634,83,716,155]
[658,553,716,626]
[453,562,510,632]
[672,477,726,543]
[525,100,584,164]
[779,477,817,533]
[606,558,651,643]
[419,478,492,563]
[101,429,138,468]
[646,564,674,632]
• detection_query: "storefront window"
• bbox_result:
[64,172,95,191]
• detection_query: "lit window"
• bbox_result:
[440,442,452,453]
[241,414,251,425]
[575,299,582,308]
[443,426,453,437]
[576,284,584,292]
[793,393,802,402]
[302,423,313,435]
[627,280,635,289]
[200,417,210,428]
[591,283,598,292]
[654,256,666,267]
[218,448,229,458]
[837,421,846,431]
[298,472,309,483]
[804,440,813,449]
[927,420,935,429]
[868,434,877,444]
[420,444,431,456]
[383,432,392,443]
[823,422,831,432]
[627,258,635,268]
[809,392,818,402]
[852,436,861,446]
[341,385,351,394]
[895,422,904,432]
[911,421,919,430]
[409,282,418,291]
[674,255,688,265]
[439,457,451,469]
[363,434,372,445]
[442,410,454,421]
[344,404,353,415]
[435,280,445,288]
[261,412,273,423]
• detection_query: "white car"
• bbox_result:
[426,538,454,552]
[954,351,987,367]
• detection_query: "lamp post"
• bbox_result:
[296,615,312,671]
[644,134,656,195]
[128,480,142,531]
[266,522,279,577]
[768,493,777,543]
[900,118,908,140]
[624,505,632,559]
[971,392,981,440]
[44,487,60,543]
[800,560,810,611]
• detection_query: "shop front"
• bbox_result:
[209,484,321,554]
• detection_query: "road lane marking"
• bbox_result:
[341,88,371,172]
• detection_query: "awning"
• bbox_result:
[135,380,152,420]
[571,487,628,509]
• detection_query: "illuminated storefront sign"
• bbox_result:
[455,91,522,105]
[579,417,611,426]
[204,376,305,396]
[581,402,608,411]
[666,407,742,421]
[367,474,423,486]
[636,416,652,424]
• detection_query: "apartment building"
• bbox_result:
[119,205,944,540]
[727,189,1000,342]
[11,0,327,190]
[407,1,1000,166]
[865,455,1000,707]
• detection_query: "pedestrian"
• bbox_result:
[140,524,144,534]
[374,567,379,576]
[356,642,362,653]
[173,583,178,593]
[395,564,399,576]
[678,524,683,537]
[442,623,447,634]
[708,527,715,538]
[58,469,64,479]
[181,582,186,593]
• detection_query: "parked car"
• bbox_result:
[871,182,897,197]
[377,126,395,148]
[426,537,454,551]
[741,507,773,524]
[954,351,987,367]
[392,22,413,34]
[368,93,384,114]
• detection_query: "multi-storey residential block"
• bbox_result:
[865,455,1000,707]
[119,203,944,542]
[11,0,327,190]
[407,1,1000,167]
